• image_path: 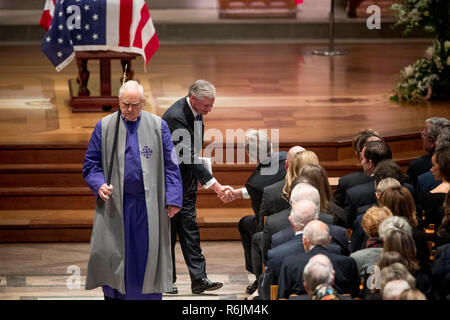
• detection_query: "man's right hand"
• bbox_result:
[98,183,113,201]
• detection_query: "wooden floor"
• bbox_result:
[0,241,251,300]
[1,42,449,146]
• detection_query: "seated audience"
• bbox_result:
[290,254,352,300]
[398,288,427,300]
[282,150,320,202]
[383,229,432,297]
[245,146,305,294]
[277,220,359,299]
[423,145,450,227]
[350,175,402,252]
[378,186,431,274]
[271,183,350,256]
[380,263,416,300]
[233,130,287,294]
[383,279,412,300]
[435,193,450,248]
[350,206,393,276]
[257,200,318,300]
[259,146,305,221]
[406,117,449,190]
[415,121,450,207]
[432,243,450,300]
[335,129,383,208]
[344,141,392,228]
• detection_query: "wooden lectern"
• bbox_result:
[68,51,138,112]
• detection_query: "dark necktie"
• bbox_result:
[194,114,203,153]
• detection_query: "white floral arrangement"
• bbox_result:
[390,0,449,102]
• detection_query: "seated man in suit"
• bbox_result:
[231,145,305,294]
[291,254,352,300]
[223,130,287,293]
[334,129,382,208]
[277,220,360,299]
[406,117,449,190]
[343,140,393,228]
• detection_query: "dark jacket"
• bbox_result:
[334,170,373,208]
[277,245,360,299]
[259,179,290,219]
[406,152,432,192]
[162,97,212,201]
[245,152,287,223]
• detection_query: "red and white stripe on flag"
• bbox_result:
[40,0,159,66]
[113,0,159,65]
[40,0,55,31]
[296,0,303,4]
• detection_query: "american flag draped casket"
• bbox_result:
[40,0,159,71]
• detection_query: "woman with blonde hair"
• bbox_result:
[282,150,319,201]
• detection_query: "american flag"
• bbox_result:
[41,0,159,71]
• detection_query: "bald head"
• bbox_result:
[302,220,331,251]
[286,146,305,167]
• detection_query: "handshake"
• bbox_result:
[211,183,242,203]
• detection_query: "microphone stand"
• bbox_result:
[313,0,346,56]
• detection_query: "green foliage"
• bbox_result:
[391,0,450,102]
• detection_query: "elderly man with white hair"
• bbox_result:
[291,254,352,300]
[83,80,183,300]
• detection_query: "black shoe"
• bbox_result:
[191,278,223,294]
[246,280,258,294]
[166,284,178,294]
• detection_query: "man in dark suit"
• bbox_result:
[290,254,353,300]
[162,80,229,294]
[334,129,382,208]
[343,140,392,228]
[243,146,304,294]
[277,220,360,299]
[406,117,448,189]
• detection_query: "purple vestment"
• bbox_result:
[83,115,183,300]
